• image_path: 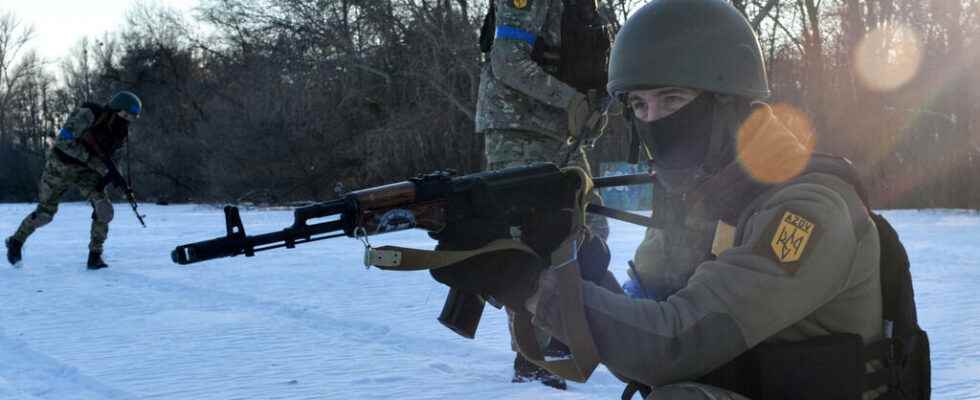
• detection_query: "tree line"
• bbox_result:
[1,0,978,209]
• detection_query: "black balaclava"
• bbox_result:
[641,93,714,169]
[632,93,717,193]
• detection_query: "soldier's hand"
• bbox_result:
[567,93,602,139]
[578,233,611,284]
[104,168,128,190]
[430,249,544,311]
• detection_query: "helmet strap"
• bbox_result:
[621,96,652,164]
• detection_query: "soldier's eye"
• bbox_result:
[629,99,646,112]
[664,96,685,106]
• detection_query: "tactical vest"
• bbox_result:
[624,155,931,400]
[81,102,129,157]
[479,0,611,95]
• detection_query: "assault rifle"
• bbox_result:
[171,163,654,338]
[103,158,147,228]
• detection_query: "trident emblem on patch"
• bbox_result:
[770,211,815,263]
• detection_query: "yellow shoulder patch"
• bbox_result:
[513,0,529,9]
[770,211,815,263]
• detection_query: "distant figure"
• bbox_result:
[5,91,143,270]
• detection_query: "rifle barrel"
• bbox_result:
[592,173,654,189]
[172,219,347,265]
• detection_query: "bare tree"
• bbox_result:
[0,11,38,149]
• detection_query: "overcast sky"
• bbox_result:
[3,0,197,63]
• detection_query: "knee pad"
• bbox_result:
[92,200,114,223]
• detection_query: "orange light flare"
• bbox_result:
[854,24,923,93]
[736,103,815,184]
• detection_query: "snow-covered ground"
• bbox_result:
[0,203,977,400]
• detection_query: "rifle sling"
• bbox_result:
[368,239,537,272]
[368,237,599,382]
[511,234,601,382]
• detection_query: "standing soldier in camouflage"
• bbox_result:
[476,0,611,389]
[5,91,143,270]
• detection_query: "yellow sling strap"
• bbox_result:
[510,233,601,382]
[366,238,538,271]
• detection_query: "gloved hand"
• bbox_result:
[577,233,610,284]
[567,93,602,139]
[430,249,545,311]
[430,229,609,311]
[428,211,571,311]
[102,166,128,190]
[523,233,610,315]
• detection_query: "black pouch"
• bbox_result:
[698,333,865,400]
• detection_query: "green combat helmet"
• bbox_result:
[109,91,142,120]
[606,0,769,100]
[607,0,769,164]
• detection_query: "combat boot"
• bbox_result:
[87,251,108,270]
[512,340,569,390]
[5,237,23,266]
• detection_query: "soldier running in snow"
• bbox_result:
[5,91,142,270]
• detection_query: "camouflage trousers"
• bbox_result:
[11,149,114,253]
[484,129,609,240]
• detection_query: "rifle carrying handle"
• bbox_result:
[437,287,486,339]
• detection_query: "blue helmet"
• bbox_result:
[109,91,142,120]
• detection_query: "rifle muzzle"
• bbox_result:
[172,235,247,265]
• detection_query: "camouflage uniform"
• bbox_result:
[11,106,126,255]
[478,0,608,239]
[477,0,610,389]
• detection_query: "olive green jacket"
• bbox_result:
[530,108,883,387]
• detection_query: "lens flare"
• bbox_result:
[736,104,814,184]
[771,103,817,152]
[854,24,923,92]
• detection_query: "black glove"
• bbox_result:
[428,200,582,308]
[430,249,545,310]
[430,229,608,310]
[102,166,128,190]
[577,233,611,284]
[428,211,560,310]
